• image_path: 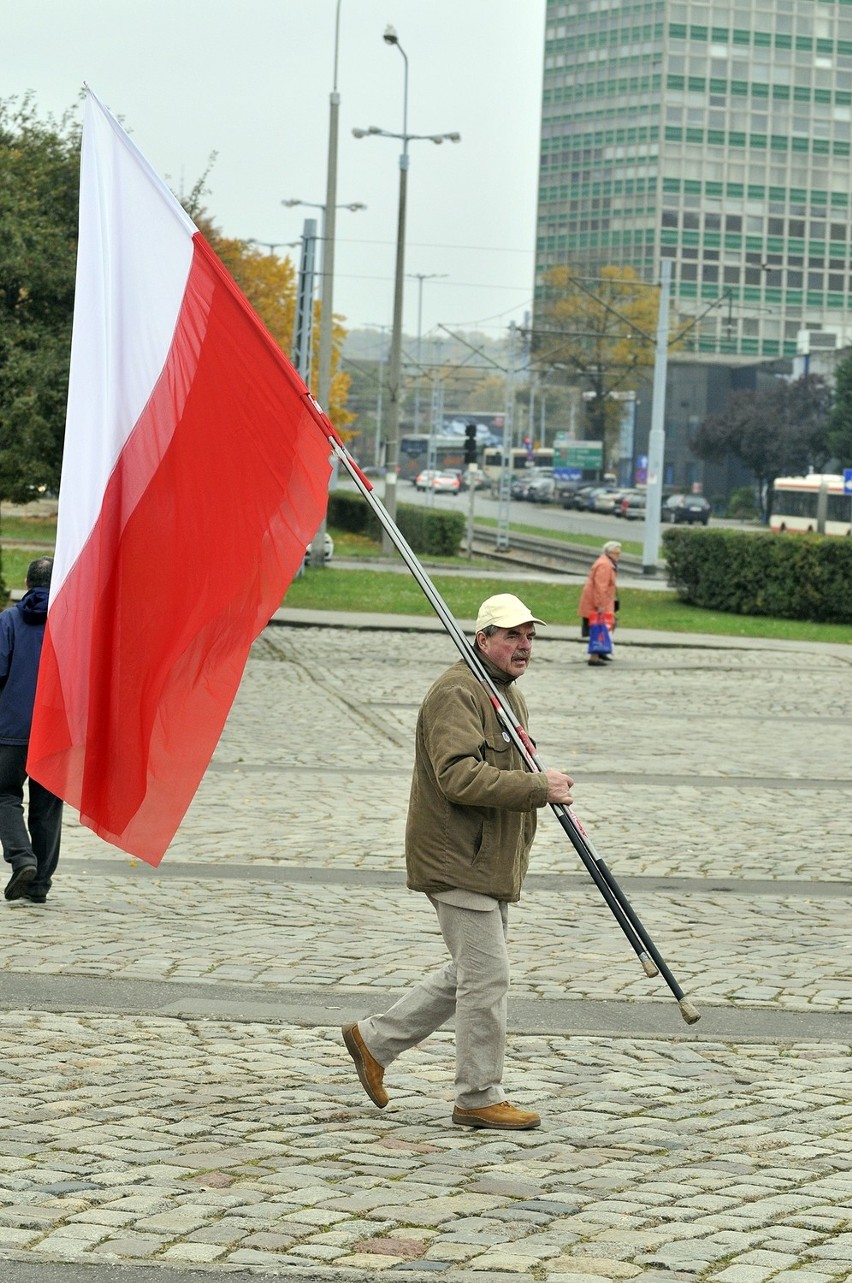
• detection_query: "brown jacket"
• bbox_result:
[405,655,550,902]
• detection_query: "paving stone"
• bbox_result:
[0,620,850,1279]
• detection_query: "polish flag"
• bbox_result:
[27,89,334,864]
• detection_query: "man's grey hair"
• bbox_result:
[26,557,53,589]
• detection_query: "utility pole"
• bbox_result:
[310,0,343,568]
[642,260,671,575]
[292,219,318,384]
[496,321,517,551]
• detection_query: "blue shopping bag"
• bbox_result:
[587,612,612,656]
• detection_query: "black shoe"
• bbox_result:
[23,889,47,903]
[4,863,37,901]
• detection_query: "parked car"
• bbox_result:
[304,532,335,565]
[431,470,462,494]
[612,489,639,517]
[584,485,621,512]
[591,487,632,514]
[564,483,598,510]
[526,476,557,503]
[620,492,647,520]
[466,467,492,491]
[555,479,582,504]
[663,493,711,525]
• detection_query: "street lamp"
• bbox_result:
[282,198,366,214]
[353,24,460,549]
[280,200,366,311]
[245,238,300,254]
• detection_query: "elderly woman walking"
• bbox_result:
[578,540,621,666]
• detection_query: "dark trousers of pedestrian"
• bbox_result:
[0,742,62,896]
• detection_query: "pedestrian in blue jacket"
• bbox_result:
[0,557,63,902]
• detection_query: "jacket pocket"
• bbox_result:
[482,734,512,769]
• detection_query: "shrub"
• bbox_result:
[328,492,464,558]
[726,486,759,520]
[663,527,852,623]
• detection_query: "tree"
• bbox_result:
[531,265,661,463]
[0,97,80,502]
[692,375,832,519]
[826,350,852,467]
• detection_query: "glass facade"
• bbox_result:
[536,0,852,358]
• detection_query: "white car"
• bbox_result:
[431,471,462,494]
[304,532,334,565]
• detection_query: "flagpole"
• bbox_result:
[300,395,699,1027]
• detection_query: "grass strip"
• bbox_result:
[3,522,850,643]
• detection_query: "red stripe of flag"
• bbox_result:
[27,93,334,864]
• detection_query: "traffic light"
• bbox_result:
[464,422,478,465]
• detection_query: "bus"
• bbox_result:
[770,475,852,536]
[481,446,554,484]
[398,434,467,482]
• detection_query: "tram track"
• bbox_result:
[469,525,657,578]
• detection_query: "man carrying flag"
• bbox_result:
[343,594,575,1130]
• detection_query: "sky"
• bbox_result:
[4,1,546,349]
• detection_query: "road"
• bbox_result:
[363,478,754,546]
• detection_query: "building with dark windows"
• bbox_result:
[535,0,852,362]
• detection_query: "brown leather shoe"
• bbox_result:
[342,1022,388,1108]
[452,1101,541,1130]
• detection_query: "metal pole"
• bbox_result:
[414,274,424,432]
[310,0,343,569]
[496,321,516,551]
[292,219,317,383]
[642,259,671,575]
[375,333,385,468]
[382,48,409,554]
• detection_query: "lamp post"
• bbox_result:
[245,238,300,254]
[353,24,460,551]
[297,0,350,567]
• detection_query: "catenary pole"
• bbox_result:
[642,259,671,574]
[310,0,343,568]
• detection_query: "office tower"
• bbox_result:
[535,0,852,361]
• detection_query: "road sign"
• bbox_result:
[844,468,852,495]
[554,441,603,470]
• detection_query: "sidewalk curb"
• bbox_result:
[268,605,851,655]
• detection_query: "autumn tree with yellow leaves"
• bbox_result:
[532,265,661,462]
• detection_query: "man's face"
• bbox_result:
[476,623,536,678]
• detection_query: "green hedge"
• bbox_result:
[663,527,852,623]
[328,491,464,558]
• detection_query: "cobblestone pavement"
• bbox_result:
[1,614,851,1282]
